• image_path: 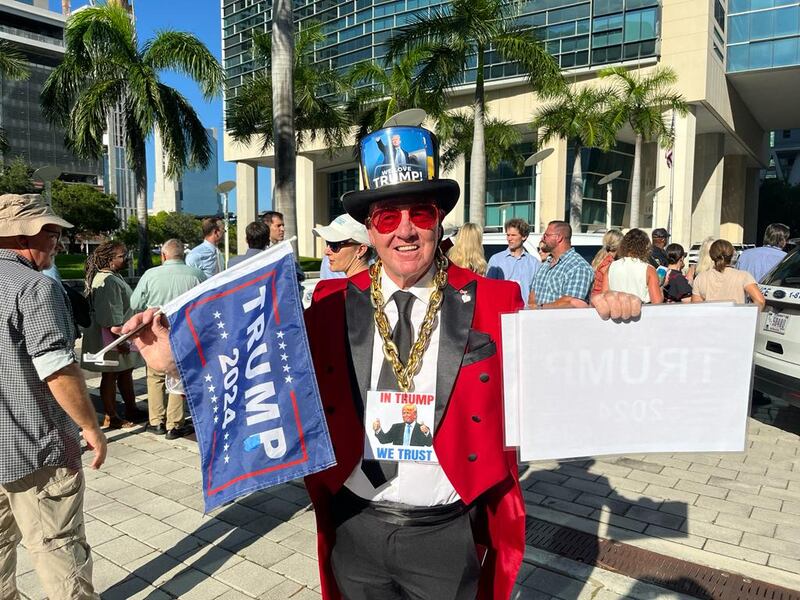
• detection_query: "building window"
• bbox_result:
[714,0,726,32]
[566,142,634,231]
[464,143,537,228]
[327,168,359,221]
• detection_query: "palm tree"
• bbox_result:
[0,40,30,154]
[272,0,297,241]
[345,47,447,142]
[227,23,352,243]
[533,85,617,231]
[437,110,524,176]
[41,3,223,272]
[387,0,562,226]
[600,66,688,229]
[226,24,350,154]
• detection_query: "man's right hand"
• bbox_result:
[82,426,107,469]
[113,308,177,376]
[373,419,381,432]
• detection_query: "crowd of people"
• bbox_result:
[0,159,790,599]
[447,217,790,313]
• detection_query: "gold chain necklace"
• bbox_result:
[370,250,449,392]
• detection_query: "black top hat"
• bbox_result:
[341,125,460,223]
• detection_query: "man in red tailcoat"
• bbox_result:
[118,124,640,600]
[304,125,640,600]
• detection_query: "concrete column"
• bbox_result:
[296,155,316,257]
[720,155,747,243]
[690,133,725,244]
[744,167,761,243]
[235,161,258,255]
[640,142,659,229]
[539,136,568,228]
[442,157,466,230]
[664,107,697,247]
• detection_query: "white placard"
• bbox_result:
[501,312,521,447]
[502,304,758,461]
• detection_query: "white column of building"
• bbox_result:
[539,136,568,228]
[296,155,316,257]
[235,161,258,255]
[691,133,725,244]
[662,107,697,247]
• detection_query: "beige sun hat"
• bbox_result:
[0,194,73,237]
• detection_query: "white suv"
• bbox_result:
[753,249,800,408]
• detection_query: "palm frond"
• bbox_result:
[142,31,223,99]
[0,40,29,80]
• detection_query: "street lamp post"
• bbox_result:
[382,109,427,128]
[498,203,512,227]
[33,165,61,205]
[524,148,554,234]
[644,185,666,229]
[598,170,622,231]
[216,180,236,269]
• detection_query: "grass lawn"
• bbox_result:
[56,253,320,279]
[55,254,162,280]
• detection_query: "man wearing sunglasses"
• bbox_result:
[302,127,642,600]
[119,126,642,600]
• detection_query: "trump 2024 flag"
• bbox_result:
[162,242,335,512]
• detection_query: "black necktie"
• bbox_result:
[362,291,416,488]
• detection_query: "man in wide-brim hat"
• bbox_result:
[0,193,106,599]
[118,125,641,600]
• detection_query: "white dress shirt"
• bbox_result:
[343,266,461,506]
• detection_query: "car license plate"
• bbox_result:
[764,312,789,335]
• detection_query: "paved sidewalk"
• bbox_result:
[13,368,800,598]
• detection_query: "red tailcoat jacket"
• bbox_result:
[304,262,525,600]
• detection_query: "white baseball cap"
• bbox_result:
[312,214,371,246]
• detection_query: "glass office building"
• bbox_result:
[0,0,100,182]
[222,0,662,227]
[223,0,660,96]
[728,0,800,72]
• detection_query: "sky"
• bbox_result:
[52,0,272,212]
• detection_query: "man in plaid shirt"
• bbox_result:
[531,220,595,308]
[0,194,107,599]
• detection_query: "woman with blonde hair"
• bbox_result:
[691,239,765,308]
[606,228,664,303]
[591,229,623,297]
[448,222,487,275]
[687,236,715,283]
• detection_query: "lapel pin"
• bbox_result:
[460,290,472,303]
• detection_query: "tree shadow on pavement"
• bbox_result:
[103,484,315,599]
[519,458,691,600]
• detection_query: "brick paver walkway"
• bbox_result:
[13,368,800,598]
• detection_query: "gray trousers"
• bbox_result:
[330,505,480,600]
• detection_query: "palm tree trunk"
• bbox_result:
[134,161,151,273]
[272,0,297,243]
[570,142,583,232]
[468,46,486,226]
[630,133,642,228]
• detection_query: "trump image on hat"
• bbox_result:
[342,125,460,223]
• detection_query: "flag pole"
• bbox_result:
[667,110,676,235]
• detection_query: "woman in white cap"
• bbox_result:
[310,214,374,306]
[313,213,373,279]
